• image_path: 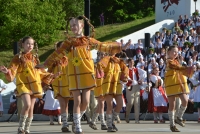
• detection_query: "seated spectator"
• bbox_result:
[133,49,143,63]
[185,43,195,64]
[148,57,158,73]
[164,30,172,47]
[171,34,179,46]
[184,31,192,42]
[172,22,180,34]
[149,40,154,48]
[184,21,193,34]
[147,48,157,61]
[177,29,184,39]
[136,55,145,69]
[183,15,190,27]
[153,31,160,44]
[162,27,167,36]
[134,39,144,50]
[178,15,184,31]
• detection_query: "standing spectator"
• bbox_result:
[125,59,146,124]
[0,79,7,116]
[99,13,104,26]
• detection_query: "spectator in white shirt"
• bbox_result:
[134,39,144,50]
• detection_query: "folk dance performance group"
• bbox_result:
[0,15,196,134]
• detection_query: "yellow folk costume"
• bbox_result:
[164,59,193,96]
[48,55,71,98]
[5,53,54,98]
[95,56,129,96]
[43,36,122,91]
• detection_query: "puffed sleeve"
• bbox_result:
[0,79,7,89]
[38,69,55,85]
[44,40,69,69]
[167,59,193,78]
[119,60,129,82]
[150,75,157,83]
[5,55,20,82]
[89,38,122,55]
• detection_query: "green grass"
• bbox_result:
[0,15,155,81]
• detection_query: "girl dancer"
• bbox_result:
[0,36,58,134]
[47,41,71,132]
[35,16,123,134]
[165,45,193,132]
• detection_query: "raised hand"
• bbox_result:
[53,71,63,79]
[0,66,8,74]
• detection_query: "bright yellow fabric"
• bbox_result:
[94,78,103,97]
[49,56,71,98]
[102,62,121,95]
[44,36,121,91]
[6,53,53,98]
[164,59,193,96]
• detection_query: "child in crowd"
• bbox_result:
[148,67,168,123]
[42,86,61,125]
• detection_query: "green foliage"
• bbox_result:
[90,0,155,25]
[61,0,84,19]
[0,0,66,50]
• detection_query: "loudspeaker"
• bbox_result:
[13,42,19,55]
[145,33,150,48]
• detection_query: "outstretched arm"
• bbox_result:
[89,38,122,55]
[36,40,70,69]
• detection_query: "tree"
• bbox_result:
[0,0,66,49]
[61,0,84,19]
[90,0,155,26]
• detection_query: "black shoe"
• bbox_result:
[101,125,108,130]
[107,127,116,132]
[112,124,118,131]
[62,125,71,132]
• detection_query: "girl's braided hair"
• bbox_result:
[66,15,95,38]
[18,36,40,65]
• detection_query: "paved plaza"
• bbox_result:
[0,121,200,134]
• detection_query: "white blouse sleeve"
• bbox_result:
[0,79,7,89]
[150,75,157,83]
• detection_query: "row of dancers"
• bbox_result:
[0,15,195,134]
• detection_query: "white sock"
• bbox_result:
[91,113,99,124]
[159,113,163,120]
[168,110,175,126]
[49,115,53,123]
[61,113,68,127]
[80,110,86,119]
[177,105,187,120]
[153,112,158,120]
[113,111,120,121]
[19,115,28,131]
[24,117,33,133]
[57,115,61,123]
[73,113,82,132]
[99,113,106,125]
[106,114,113,128]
